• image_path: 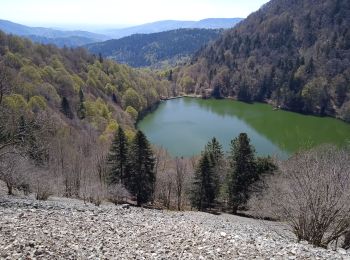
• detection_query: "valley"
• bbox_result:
[0,0,350,258]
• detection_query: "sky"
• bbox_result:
[0,0,270,29]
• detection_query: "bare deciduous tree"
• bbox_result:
[0,153,29,195]
[175,157,187,210]
[253,145,350,248]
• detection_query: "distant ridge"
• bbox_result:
[0,18,243,47]
[0,19,109,47]
[85,28,223,68]
[100,18,243,39]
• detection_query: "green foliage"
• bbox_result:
[85,98,111,120]
[180,76,195,93]
[3,94,27,113]
[37,83,60,104]
[60,97,73,119]
[301,77,329,114]
[122,88,142,111]
[106,127,129,185]
[86,29,222,68]
[205,137,224,167]
[77,87,86,120]
[191,138,223,211]
[191,152,217,211]
[3,51,23,69]
[125,106,138,121]
[127,130,155,206]
[105,83,117,95]
[28,95,47,113]
[228,133,257,213]
[181,0,350,118]
[19,65,42,83]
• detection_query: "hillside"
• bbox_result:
[26,35,101,48]
[101,18,243,39]
[0,19,109,47]
[0,29,171,156]
[85,29,222,68]
[178,0,350,121]
[0,195,347,259]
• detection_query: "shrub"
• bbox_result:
[257,145,350,248]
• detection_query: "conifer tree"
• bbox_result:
[106,127,128,185]
[127,130,155,206]
[190,151,218,211]
[60,97,73,119]
[77,87,86,119]
[205,137,224,168]
[228,133,257,213]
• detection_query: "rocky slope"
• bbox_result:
[0,195,348,259]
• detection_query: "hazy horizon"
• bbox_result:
[0,0,269,30]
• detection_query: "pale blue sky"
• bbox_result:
[0,0,269,28]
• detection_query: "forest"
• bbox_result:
[177,0,350,121]
[85,28,222,68]
[0,30,175,202]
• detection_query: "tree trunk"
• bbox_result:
[6,182,13,195]
[177,195,181,211]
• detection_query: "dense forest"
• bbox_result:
[0,29,176,201]
[177,0,350,121]
[101,18,243,39]
[86,29,222,68]
[0,30,172,132]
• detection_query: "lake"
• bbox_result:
[137,97,350,158]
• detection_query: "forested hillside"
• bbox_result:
[86,29,222,68]
[178,0,350,121]
[101,18,243,39]
[0,30,174,199]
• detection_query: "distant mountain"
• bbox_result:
[26,35,101,48]
[179,0,350,121]
[101,18,243,39]
[85,28,222,68]
[0,19,109,47]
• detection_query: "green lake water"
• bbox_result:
[137,97,350,158]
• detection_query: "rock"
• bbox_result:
[337,248,347,255]
[121,204,130,209]
[0,195,348,259]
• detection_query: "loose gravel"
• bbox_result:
[0,195,349,259]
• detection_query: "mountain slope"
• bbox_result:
[101,18,243,39]
[179,0,350,121]
[0,19,109,47]
[0,30,171,141]
[85,29,222,68]
[26,35,101,48]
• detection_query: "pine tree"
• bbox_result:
[168,69,173,81]
[127,130,155,206]
[99,53,104,64]
[190,151,218,211]
[228,133,257,213]
[205,137,224,168]
[60,97,73,119]
[77,87,86,119]
[106,127,128,185]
